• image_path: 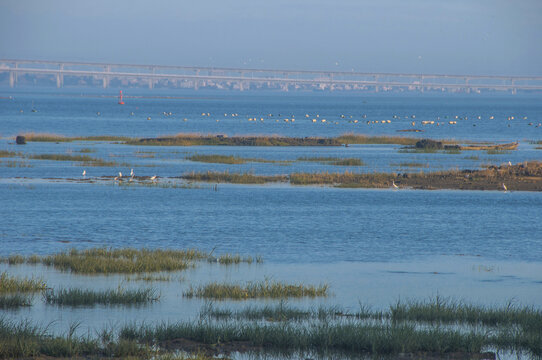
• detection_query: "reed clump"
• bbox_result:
[43,287,159,306]
[0,272,47,293]
[0,294,33,309]
[184,280,329,299]
[38,248,207,274]
[0,318,149,359]
[183,171,287,184]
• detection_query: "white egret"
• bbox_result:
[502,183,508,192]
[392,181,399,189]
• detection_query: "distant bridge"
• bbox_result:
[1,59,541,93]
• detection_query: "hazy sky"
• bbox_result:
[1,0,541,76]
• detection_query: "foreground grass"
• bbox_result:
[0,272,46,293]
[0,318,149,359]
[184,281,329,299]
[44,287,159,306]
[119,321,538,357]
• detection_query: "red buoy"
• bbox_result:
[118,90,125,105]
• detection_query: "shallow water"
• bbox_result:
[0,88,541,350]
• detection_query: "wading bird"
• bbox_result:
[392,181,399,189]
[82,170,86,178]
[150,175,157,181]
[502,183,508,192]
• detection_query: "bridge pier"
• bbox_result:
[9,71,15,87]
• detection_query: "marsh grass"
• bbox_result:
[0,294,32,309]
[297,157,365,166]
[20,133,132,143]
[208,253,263,265]
[1,160,33,167]
[464,155,480,160]
[125,274,172,282]
[184,280,329,299]
[486,149,510,155]
[0,318,149,359]
[2,248,261,275]
[28,153,117,166]
[0,272,46,293]
[119,321,493,356]
[398,148,438,153]
[0,150,20,158]
[336,133,419,145]
[183,171,287,184]
[77,148,96,153]
[187,154,289,165]
[43,287,159,306]
[391,162,428,168]
[37,248,206,274]
[129,134,340,147]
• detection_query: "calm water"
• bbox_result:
[0,87,541,340]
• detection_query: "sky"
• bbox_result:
[1,0,541,76]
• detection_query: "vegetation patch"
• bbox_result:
[28,153,117,166]
[0,150,20,158]
[184,280,329,299]
[187,154,288,165]
[297,157,365,166]
[0,272,46,293]
[183,171,287,184]
[20,133,132,142]
[336,132,419,145]
[44,287,159,306]
[0,294,33,309]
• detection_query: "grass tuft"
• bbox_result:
[0,272,47,293]
[43,287,159,306]
[184,280,329,299]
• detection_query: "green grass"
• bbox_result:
[0,272,47,293]
[0,318,150,359]
[183,171,287,184]
[118,321,506,356]
[184,280,329,299]
[0,294,33,309]
[28,153,117,166]
[43,287,159,306]
[486,149,510,155]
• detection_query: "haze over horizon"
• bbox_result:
[1,0,541,76]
